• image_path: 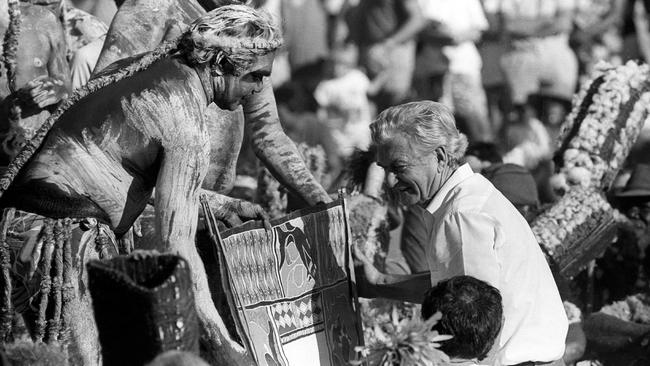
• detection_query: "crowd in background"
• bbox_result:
[243,0,650,189]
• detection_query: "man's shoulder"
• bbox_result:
[440,173,496,214]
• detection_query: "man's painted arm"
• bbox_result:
[93,0,185,73]
[155,145,253,365]
[244,79,331,206]
[154,146,206,253]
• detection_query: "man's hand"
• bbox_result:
[354,246,385,285]
[20,75,68,108]
[213,199,271,230]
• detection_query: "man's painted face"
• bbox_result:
[376,134,437,206]
[214,52,275,111]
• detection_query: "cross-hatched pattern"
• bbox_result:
[270,293,324,336]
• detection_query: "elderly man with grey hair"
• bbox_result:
[357,101,568,366]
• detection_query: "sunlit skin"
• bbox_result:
[94,0,331,202]
[375,133,454,207]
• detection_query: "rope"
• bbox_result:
[2,0,20,93]
[34,219,55,343]
[2,0,23,142]
[59,218,73,345]
[45,219,69,343]
[0,207,15,341]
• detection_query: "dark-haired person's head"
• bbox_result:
[421,275,503,361]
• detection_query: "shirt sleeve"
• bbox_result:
[429,211,501,288]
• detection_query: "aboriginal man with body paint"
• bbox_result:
[0,6,304,365]
[93,0,331,209]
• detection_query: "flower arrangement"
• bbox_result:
[600,294,650,324]
[256,143,329,219]
[564,301,583,325]
[256,165,287,219]
[353,299,451,366]
[553,61,650,193]
[532,61,649,277]
[347,194,390,270]
[531,187,613,258]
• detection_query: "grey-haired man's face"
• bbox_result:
[376,134,438,206]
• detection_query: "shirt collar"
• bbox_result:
[424,163,474,214]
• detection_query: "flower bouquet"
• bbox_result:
[353,301,451,366]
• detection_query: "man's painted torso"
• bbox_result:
[95,0,247,194]
[9,57,210,235]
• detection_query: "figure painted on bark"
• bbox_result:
[0,0,71,171]
[0,5,292,365]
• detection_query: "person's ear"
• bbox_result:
[210,50,228,77]
[433,146,449,171]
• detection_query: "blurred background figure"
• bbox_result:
[0,0,71,172]
[346,0,424,111]
[314,45,387,161]
[571,0,625,84]
[483,0,578,130]
[416,0,493,142]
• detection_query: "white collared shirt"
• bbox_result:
[424,164,568,366]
